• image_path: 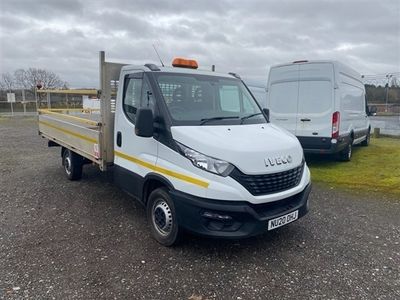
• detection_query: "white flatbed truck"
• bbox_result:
[38,52,311,246]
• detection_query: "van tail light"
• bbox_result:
[332,111,340,139]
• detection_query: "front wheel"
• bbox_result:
[147,188,181,246]
[62,149,83,180]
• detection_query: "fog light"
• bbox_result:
[202,211,232,221]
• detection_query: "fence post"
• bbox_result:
[47,92,51,109]
[373,128,380,138]
[35,88,38,113]
[22,89,26,115]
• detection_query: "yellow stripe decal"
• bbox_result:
[39,120,98,144]
[38,109,100,126]
[114,150,209,188]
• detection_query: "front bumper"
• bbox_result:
[170,183,311,238]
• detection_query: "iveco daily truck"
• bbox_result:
[266,60,371,161]
[38,52,311,246]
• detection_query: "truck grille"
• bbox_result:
[230,161,304,196]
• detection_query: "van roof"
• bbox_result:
[121,64,236,79]
[269,60,362,81]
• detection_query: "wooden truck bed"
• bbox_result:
[37,52,127,171]
[38,109,102,163]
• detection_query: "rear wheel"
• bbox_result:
[361,130,370,147]
[338,140,353,162]
[147,187,180,246]
[62,149,83,180]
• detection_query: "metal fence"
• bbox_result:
[0,89,91,116]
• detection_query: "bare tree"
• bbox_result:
[14,68,68,91]
[0,72,15,92]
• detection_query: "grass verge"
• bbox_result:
[307,138,400,199]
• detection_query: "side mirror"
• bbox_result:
[262,108,270,122]
[135,108,154,137]
[367,106,377,116]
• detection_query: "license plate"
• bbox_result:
[268,210,298,230]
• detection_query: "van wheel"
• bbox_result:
[62,149,83,180]
[338,141,352,162]
[361,131,370,147]
[147,188,180,246]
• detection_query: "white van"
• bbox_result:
[38,53,311,246]
[266,60,371,161]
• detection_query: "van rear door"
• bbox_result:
[267,64,299,135]
[296,63,334,138]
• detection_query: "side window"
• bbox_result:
[123,77,142,123]
[341,83,364,113]
[220,85,240,112]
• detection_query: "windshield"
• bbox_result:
[154,72,266,126]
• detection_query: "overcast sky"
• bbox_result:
[0,0,399,88]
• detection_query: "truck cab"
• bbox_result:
[38,53,311,246]
[113,58,311,245]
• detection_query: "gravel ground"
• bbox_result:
[1,117,399,300]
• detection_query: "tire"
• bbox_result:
[146,187,181,246]
[361,130,370,147]
[337,140,353,162]
[62,149,83,180]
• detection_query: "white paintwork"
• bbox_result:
[114,68,159,180]
[156,134,310,203]
[114,66,310,204]
[266,60,370,141]
[171,124,302,175]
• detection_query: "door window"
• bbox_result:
[123,77,142,124]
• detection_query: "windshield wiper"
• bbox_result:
[200,116,239,125]
[240,113,263,124]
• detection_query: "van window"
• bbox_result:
[155,73,264,125]
[269,81,298,114]
[299,80,332,113]
[341,83,364,112]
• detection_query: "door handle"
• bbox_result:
[300,118,311,122]
[117,131,122,147]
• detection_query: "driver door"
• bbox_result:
[114,71,158,199]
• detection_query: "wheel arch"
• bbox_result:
[350,130,354,142]
[142,173,174,205]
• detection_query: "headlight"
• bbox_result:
[176,142,234,177]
